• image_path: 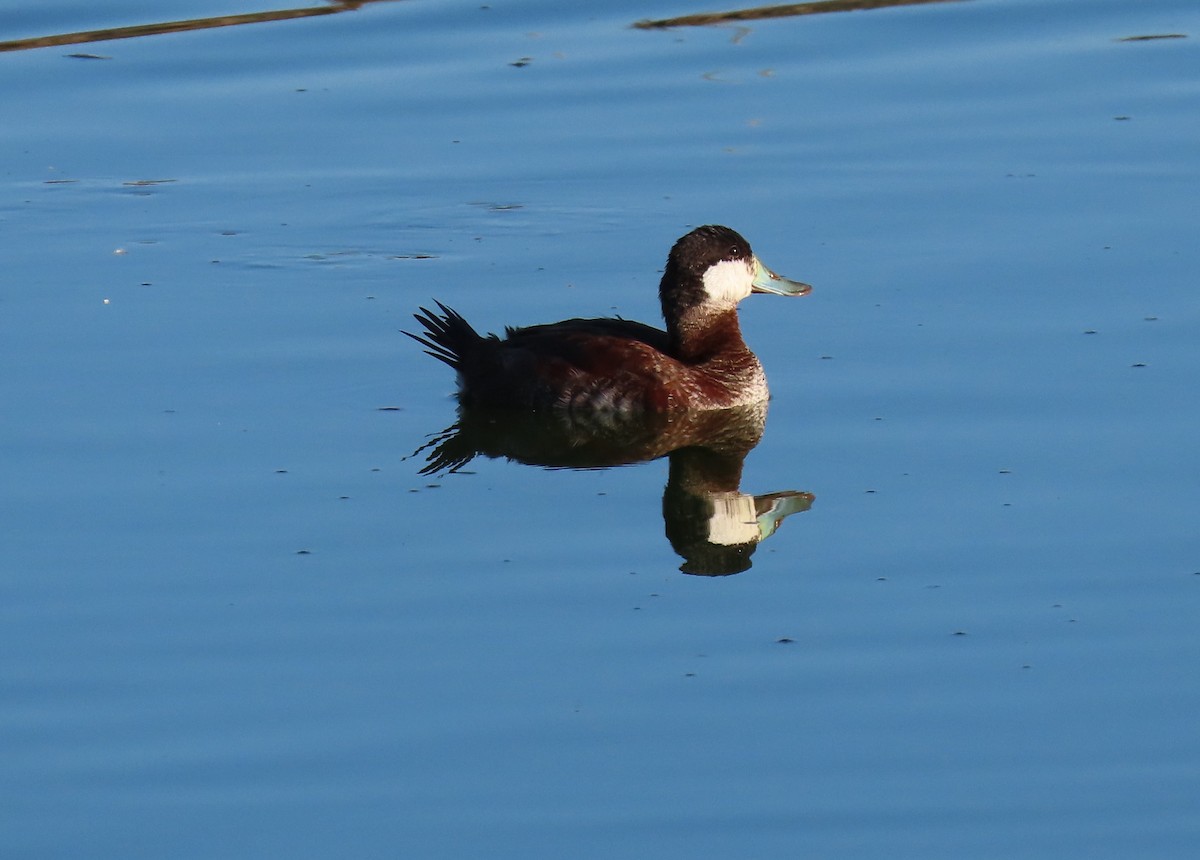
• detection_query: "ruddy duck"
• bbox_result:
[407,225,811,412]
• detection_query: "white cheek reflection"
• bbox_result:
[701,259,755,306]
[707,493,761,546]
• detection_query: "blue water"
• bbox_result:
[3,1,1199,857]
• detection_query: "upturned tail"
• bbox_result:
[404,301,483,371]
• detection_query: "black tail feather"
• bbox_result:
[403,301,482,371]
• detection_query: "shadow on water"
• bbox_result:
[632,0,966,30]
[0,0,970,53]
[410,402,813,577]
[0,0,403,53]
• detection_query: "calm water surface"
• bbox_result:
[3,0,1198,857]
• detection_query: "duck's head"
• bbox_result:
[659,225,811,328]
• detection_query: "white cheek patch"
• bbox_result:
[701,258,755,306]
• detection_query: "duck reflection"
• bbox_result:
[413,402,812,576]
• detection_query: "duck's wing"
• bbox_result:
[483,318,685,410]
[502,317,671,363]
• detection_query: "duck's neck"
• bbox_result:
[667,307,749,364]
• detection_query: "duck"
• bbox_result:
[406,225,811,412]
